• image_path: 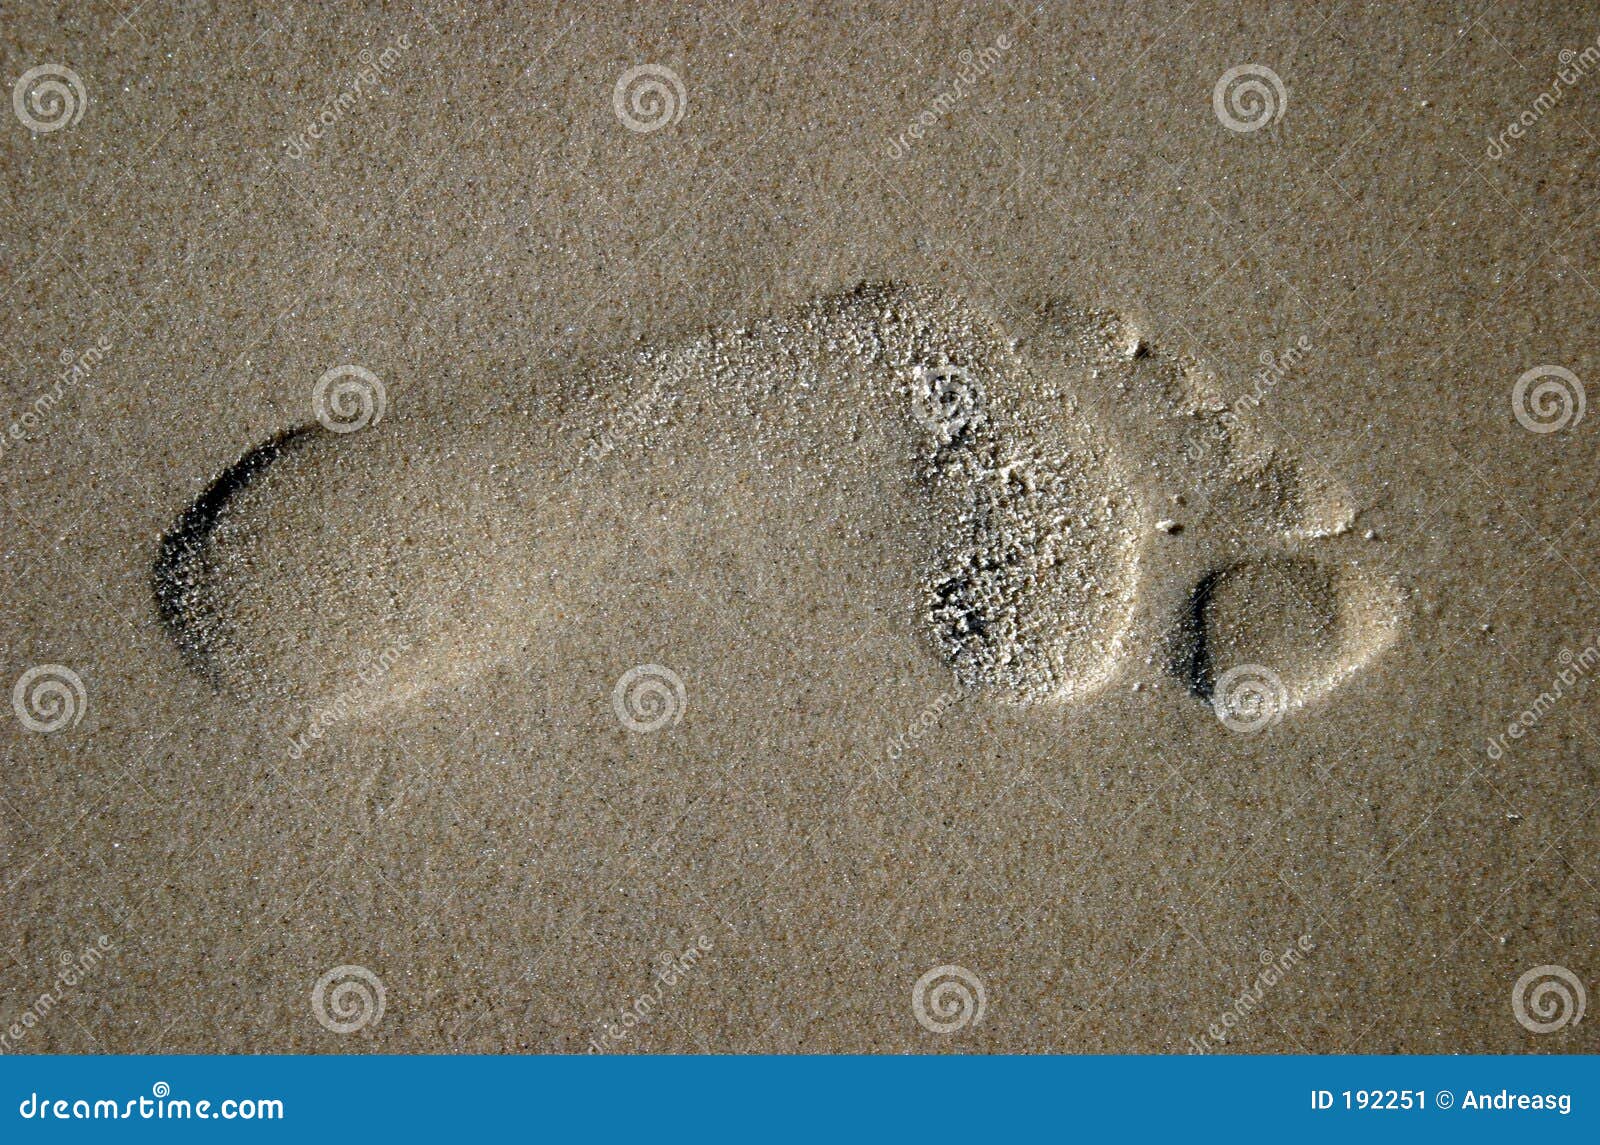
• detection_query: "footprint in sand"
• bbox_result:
[151,283,1400,727]
[1004,298,1404,727]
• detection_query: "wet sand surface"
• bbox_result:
[1,3,1597,1052]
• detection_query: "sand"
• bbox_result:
[1,2,1597,1054]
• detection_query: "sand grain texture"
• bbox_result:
[1,2,1597,1054]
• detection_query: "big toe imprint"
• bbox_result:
[1175,552,1403,730]
[152,283,1145,716]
